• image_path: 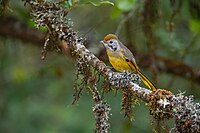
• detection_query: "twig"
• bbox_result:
[115,4,139,36]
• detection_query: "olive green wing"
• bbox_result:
[119,41,138,71]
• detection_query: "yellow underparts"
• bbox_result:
[107,50,132,72]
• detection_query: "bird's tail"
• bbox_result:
[137,70,157,91]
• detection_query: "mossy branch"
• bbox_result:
[23,0,200,132]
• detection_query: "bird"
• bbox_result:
[100,34,157,91]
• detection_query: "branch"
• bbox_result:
[12,1,200,132]
[1,15,200,86]
[0,15,45,45]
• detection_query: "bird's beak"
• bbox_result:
[100,40,105,44]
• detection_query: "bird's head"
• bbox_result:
[100,34,120,51]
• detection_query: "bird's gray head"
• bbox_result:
[100,34,120,51]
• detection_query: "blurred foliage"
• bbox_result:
[190,19,200,33]
[116,0,135,12]
[0,0,200,133]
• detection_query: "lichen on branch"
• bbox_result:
[24,0,200,132]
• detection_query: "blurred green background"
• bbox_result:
[0,0,200,132]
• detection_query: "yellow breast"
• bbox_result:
[107,50,132,72]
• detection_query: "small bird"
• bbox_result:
[100,34,157,91]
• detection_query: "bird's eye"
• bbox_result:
[109,41,113,44]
